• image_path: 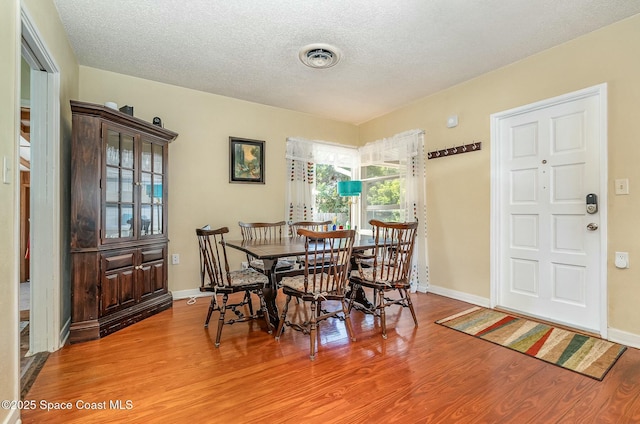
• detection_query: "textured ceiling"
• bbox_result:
[53,0,640,125]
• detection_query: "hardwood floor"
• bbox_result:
[21,292,640,423]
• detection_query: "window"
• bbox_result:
[285,137,358,228]
[286,130,427,291]
[314,164,351,228]
[360,163,404,232]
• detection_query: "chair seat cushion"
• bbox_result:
[299,253,334,267]
[351,266,407,287]
[250,258,295,272]
[229,268,269,286]
[281,274,338,296]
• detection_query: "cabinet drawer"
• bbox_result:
[140,246,165,263]
[102,251,135,271]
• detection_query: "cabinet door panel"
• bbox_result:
[139,260,166,301]
[140,247,163,262]
[139,139,166,239]
[119,269,136,308]
[101,268,135,315]
[152,261,166,293]
[103,251,134,270]
[101,273,119,314]
[102,125,137,244]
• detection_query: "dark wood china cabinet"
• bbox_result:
[69,100,178,343]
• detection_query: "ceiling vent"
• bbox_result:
[299,44,341,69]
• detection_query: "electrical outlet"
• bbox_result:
[615,178,629,195]
[171,253,180,265]
[615,252,629,269]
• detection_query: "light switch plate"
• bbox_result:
[3,156,10,184]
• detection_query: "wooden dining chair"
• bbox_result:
[238,221,295,274]
[275,228,356,360]
[347,219,419,339]
[288,220,333,267]
[288,220,332,237]
[196,226,272,347]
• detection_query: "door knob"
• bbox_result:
[587,223,598,231]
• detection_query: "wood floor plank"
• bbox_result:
[20,292,639,423]
[552,351,640,423]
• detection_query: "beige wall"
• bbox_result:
[0,0,20,420]
[79,67,359,293]
[359,14,640,335]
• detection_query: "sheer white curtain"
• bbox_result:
[285,137,358,224]
[359,129,429,292]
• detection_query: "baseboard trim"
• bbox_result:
[427,284,491,308]
[2,407,21,424]
[607,327,640,349]
[172,288,213,301]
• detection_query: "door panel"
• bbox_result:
[492,86,606,334]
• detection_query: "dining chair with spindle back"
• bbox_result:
[196,225,272,347]
[347,219,419,339]
[238,221,296,274]
[275,228,356,360]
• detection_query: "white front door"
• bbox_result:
[491,84,607,335]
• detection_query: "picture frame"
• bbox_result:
[229,137,265,184]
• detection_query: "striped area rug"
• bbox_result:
[436,306,627,380]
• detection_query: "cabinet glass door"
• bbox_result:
[104,129,136,240]
[139,140,165,237]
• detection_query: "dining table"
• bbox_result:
[224,234,377,327]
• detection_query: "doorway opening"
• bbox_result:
[17,62,45,396]
[19,6,64,397]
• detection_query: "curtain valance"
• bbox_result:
[286,137,358,169]
[359,129,424,165]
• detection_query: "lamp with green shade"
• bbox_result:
[337,180,362,229]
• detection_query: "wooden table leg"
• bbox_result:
[348,254,375,311]
[261,258,279,330]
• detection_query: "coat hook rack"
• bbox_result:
[427,141,482,160]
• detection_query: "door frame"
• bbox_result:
[490,83,608,337]
[21,5,64,352]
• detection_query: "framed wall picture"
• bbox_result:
[229,137,265,184]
